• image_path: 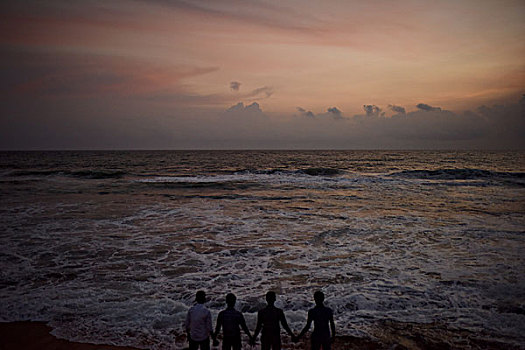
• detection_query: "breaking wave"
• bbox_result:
[391,168,525,181]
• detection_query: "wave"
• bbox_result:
[237,167,343,176]
[137,172,347,188]
[6,169,127,179]
[298,167,342,176]
[390,168,525,181]
[137,167,344,184]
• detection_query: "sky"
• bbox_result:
[1,0,524,150]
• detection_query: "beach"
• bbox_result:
[2,0,525,347]
[1,320,522,350]
[0,322,140,350]
[0,321,378,350]
[1,151,524,349]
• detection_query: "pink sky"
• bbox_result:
[1,0,524,149]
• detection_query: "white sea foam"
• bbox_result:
[1,151,524,349]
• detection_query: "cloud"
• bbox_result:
[363,104,384,117]
[296,106,344,120]
[0,48,219,98]
[326,107,344,119]
[327,107,341,116]
[225,102,265,122]
[1,85,524,149]
[141,0,320,33]
[246,86,273,99]
[416,103,442,112]
[226,101,262,114]
[388,104,406,115]
[230,81,241,91]
[297,107,315,118]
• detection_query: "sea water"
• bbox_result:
[0,151,524,349]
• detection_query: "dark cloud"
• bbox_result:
[363,104,383,117]
[322,107,344,120]
[296,106,344,120]
[230,81,241,91]
[327,107,341,116]
[1,74,524,150]
[226,101,263,114]
[388,104,406,115]
[297,107,315,118]
[416,103,442,112]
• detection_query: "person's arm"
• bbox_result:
[251,311,263,344]
[214,311,223,339]
[239,313,252,340]
[297,310,313,340]
[206,310,213,338]
[185,309,191,341]
[329,311,336,342]
[279,309,294,337]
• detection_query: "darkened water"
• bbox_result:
[1,151,524,349]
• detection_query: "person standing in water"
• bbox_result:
[185,290,213,350]
[251,291,295,350]
[213,293,252,350]
[296,291,336,350]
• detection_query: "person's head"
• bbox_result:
[226,293,236,308]
[265,291,276,305]
[314,291,325,306]
[195,290,206,304]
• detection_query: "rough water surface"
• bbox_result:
[1,151,524,349]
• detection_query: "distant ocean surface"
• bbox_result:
[1,151,524,349]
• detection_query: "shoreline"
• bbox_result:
[0,321,387,350]
[0,322,141,350]
[0,321,522,350]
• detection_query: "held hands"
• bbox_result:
[211,332,219,347]
[248,336,257,346]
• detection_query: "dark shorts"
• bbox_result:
[222,335,242,350]
[189,337,210,350]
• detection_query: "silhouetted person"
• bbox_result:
[296,291,335,350]
[185,290,213,350]
[251,291,295,350]
[213,293,252,350]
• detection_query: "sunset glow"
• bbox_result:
[1,0,524,149]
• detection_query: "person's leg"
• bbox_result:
[222,335,239,350]
[261,336,271,350]
[311,338,321,350]
[188,338,198,350]
[221,336,230,350]
[261,340,271,350]
[221,336,229,350]
[231,336,242,350]
[270,335,281,350]
[198,338,210,350]
[322,338,331,350]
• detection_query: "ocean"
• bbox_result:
[1,150,524,349]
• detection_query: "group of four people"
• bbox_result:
[185,290,335,350]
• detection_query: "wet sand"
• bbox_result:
[0,321,521,350]
[0,321,383,350]
[0,322,140,350]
